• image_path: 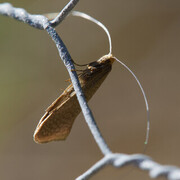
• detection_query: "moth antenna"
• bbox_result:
[71,11,112,55]
[114,56,150,145]
[71,11,150,145]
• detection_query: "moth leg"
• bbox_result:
[71,69,84,75]
[87,65,97,73]
[71,69,84,72]
[65,78,71,83]
[72,59,88,67]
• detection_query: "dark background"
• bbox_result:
[0,0,180,179]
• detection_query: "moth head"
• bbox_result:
[87,54,115,71]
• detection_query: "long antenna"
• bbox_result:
[71,11,150,145]
[71,11,112,55]
[114,57,150,145]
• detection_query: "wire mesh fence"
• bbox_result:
[0,2,180,180]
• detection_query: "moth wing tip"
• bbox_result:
[33,130,67,144]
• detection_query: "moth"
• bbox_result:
[33,55,114,143]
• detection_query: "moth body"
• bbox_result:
[33,55,114,143]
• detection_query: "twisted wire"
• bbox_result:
[0,3,180,180]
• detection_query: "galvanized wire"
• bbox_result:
[76,153,180,180]
[0,2,180,180]
[0,3,48,29]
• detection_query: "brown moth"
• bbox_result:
[33,55,114,143]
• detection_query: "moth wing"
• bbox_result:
[33,56,114,143]
[33,84,80,143]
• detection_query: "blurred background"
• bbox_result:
[0,0,180,179]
